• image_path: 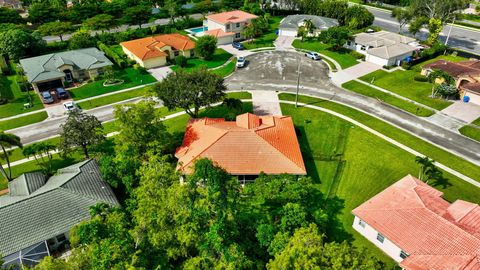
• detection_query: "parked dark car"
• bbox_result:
[41,91,54,104]
[232,42,244,50]
[56,87,69,99]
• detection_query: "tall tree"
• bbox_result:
[154,68,226,118]
[22,142,56,177]
[68,30,95,49]
[28,2,61,24]
[195,35,217,60]
[318,26,351,50]
[0,132,23,181]
[303,18,315,35]
[0,7,23,24]
[122,5,151,28]
[83,14,116,33]
[36,21,73,42]
[410,0,468,22]
[267,224,384,269]
[164,0,179,25]
[59,111,105,159]
[392,7,413,32]
[0,28,45,61]
[345,5,374,29]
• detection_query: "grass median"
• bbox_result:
[279,93,480,182]
[342,80,434,117]
[0,111,48,131]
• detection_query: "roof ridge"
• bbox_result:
[179,129,229,171]
[456,204,480,224]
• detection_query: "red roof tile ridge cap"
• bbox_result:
[455,202,480,223]
[178,130,229,171]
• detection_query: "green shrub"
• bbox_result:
[414,75,428,82]
[175,55,188,67]
[349,51,365,60]
[93,75,103,82]
[98,42,127,68]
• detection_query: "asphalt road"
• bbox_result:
[366,7,480,55]
[42,14,204,43]
[226,51,480,166]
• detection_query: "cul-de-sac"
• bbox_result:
[0,0,480,269]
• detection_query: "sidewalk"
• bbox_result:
[331,62,382,85]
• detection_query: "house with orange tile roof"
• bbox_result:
[175,113,307,180]
[352,175,480,270]
[120,33,196,69]
[205,10,258,44]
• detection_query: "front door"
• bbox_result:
[64,70,73,82]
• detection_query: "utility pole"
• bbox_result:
[445,15,456,46]
[295,56,301,108]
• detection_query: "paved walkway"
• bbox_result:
[251,90,282,115]
[274,36,295,50]
[147,66,173,81]
[331,61,382,85]
[218,45,255,57]
[281,100,480,188]
[440,101,480,123]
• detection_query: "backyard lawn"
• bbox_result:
[242,16,283,50]
[171,49,232,72]
[279,93,480,182]
[69,67,156,100]
[281,103,480,267]
[0,74,43,118]
[342,80,435,117]
[292,39,359,69]
[359,69,452,110]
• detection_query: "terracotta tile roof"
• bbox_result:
[352,175,480,270]
[120,34,195,61]
[206,10,258,25]
[175,113,306,175]
[423,60,480,78]
[204,29,235,38]
[462,82,480,94]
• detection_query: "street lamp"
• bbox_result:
[445,13,458,46]
[295,56,302,108]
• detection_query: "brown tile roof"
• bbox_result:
[352,175,480,270]
[206,10,258,25]
[204,29,235,38]
[120,34,195,61]
[462,82,480,94]
[175,113,307,175]
[423,60,480,78]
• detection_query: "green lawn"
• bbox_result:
[77,86,152,110]
[281,103,480,267]
[471,117,480,126]
[0,111,48,131]
[359,69,452,110]
[171,49,232,72]
[211,59,237,77]
[226,91,251,99]
[0,74,44,118]
[413,54,467,71]
[279,93,480,183]
[342,81,434,117]
[459,125,480,142]
[69,67,156,100]
[292,39,359,69]
[242,16,282,50]
[110,45,127,57]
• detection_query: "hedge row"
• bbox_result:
[98,42,127,68]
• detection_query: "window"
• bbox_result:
[226,24,230,30]
[346,41,351,46]
[376,233,385,243]
[361,45,367,51]
[400,250,408,259]
[235,33,241,39]
[174,50,180,56]
[56,234,67,243]
[236,23,240,28]
[358,219,366,228]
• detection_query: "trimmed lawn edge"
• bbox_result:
[459,125,480,142]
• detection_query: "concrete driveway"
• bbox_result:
[274,36,295,50]
[331,61,382,85]
[441,101,480,123]
[218,44,255,57]
[148,66,173,81]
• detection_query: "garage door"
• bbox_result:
[278,29,297,37]
[37,79,63,92]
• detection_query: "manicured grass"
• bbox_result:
[211,59,237,77]
[281,103,480,267]
[292,39,359,69]
[0,111,48,131]
[469,116,480,127]
[171,49,232,72]
[279,93,480,182]
[69,67,156,100]
[242,16,282,50]
[0,75,43,118]
[359,69,452,110]
[226,91,251,99]
[413,54,467,70]
[77,86,152,110]
[459,125,480,142]
[342,81,435,117]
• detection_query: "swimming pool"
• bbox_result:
[188,26,208,34]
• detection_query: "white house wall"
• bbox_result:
[207,20,226,33]
[366,54,389,66]
[278,29,297,37]
[352,215,405,263]
[464,91,480,105]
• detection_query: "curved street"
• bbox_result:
[225,51,480,166]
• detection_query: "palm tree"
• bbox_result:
[427,70,455,97]
[0,132,23,181]
[303,19,315,36]
[415,156,439,184]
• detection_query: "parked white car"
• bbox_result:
[305,52,321,60]
[236,56,246,68]
[63,101,80,113]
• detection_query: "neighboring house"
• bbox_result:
[120,33,196,69]
[0,0,22,9]
[345,30,417,66]
[0,160,119,269]
[19,48,113,92]
[175,113,307,180]
[352,175,480,270]
[205,10,258,44]
[422,59,480,105]
[278,14,338,37]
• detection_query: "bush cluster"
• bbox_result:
[414,74,428,82]
[98,42,127,68]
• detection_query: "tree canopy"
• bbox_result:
[195,35,217,60]
[0,28,45,61]
[36,22,74,42]
[0,7,23,24]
